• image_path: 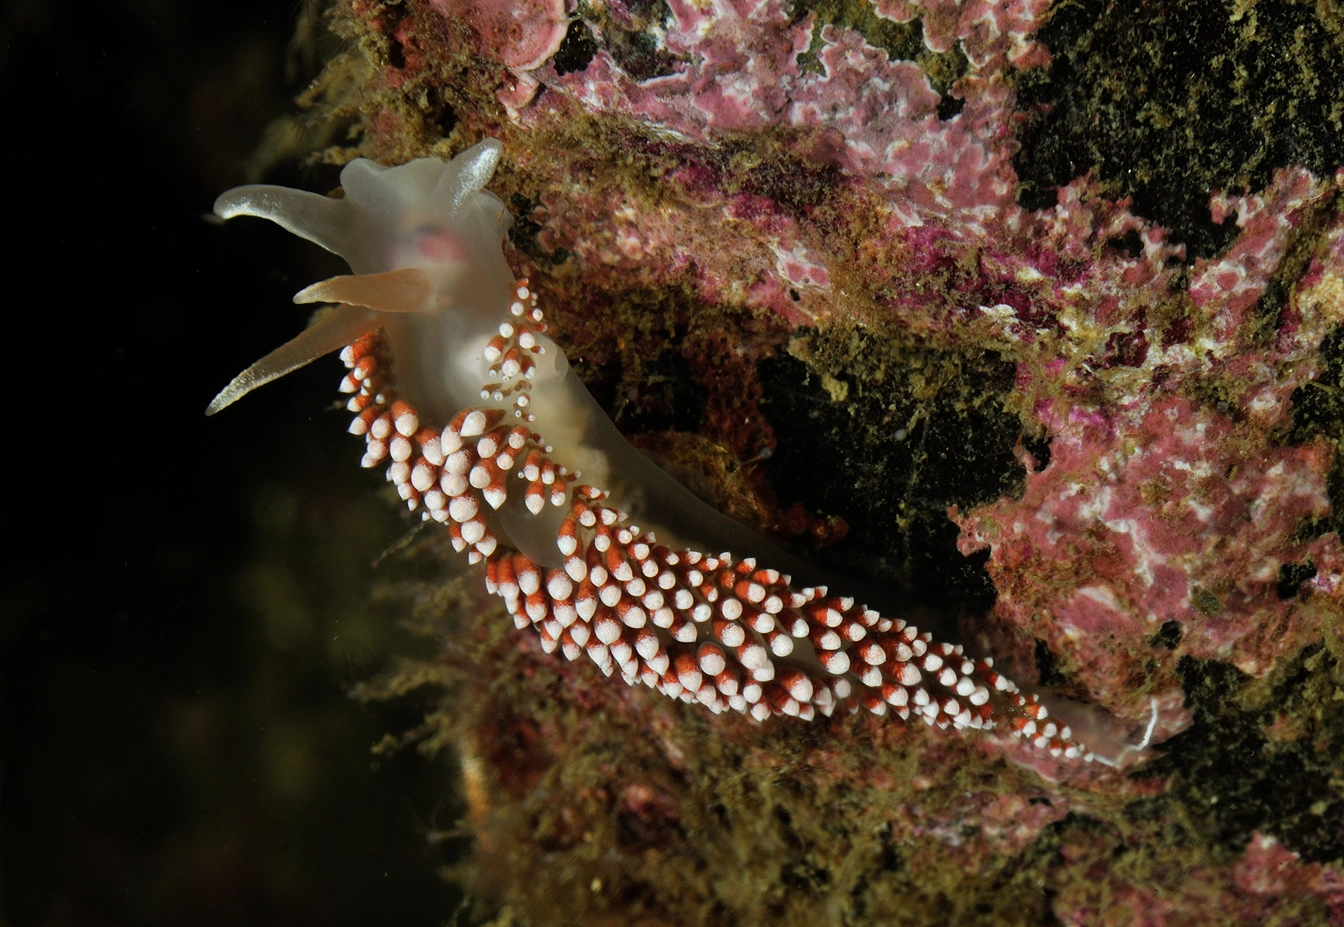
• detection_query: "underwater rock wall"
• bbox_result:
[287,0,1344,923]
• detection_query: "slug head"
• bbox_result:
[207,140,515,419]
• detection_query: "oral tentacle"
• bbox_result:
[293,268,433,314]
[205,304,376,416]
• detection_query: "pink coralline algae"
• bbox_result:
[548,0,1043,222]
[1233,834,1344,923]
[465,0,1060,321]
[954,168,1344,707]
[429,0,569,113]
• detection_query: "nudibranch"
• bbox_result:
[211,140,1146,765]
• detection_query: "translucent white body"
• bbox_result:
[211,141,824,578]
[211,141,1154,765]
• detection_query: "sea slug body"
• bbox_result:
[211,139,1147,765]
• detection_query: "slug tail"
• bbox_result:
[1036,694,1162,768]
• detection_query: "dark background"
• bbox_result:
[1,1,463,923]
